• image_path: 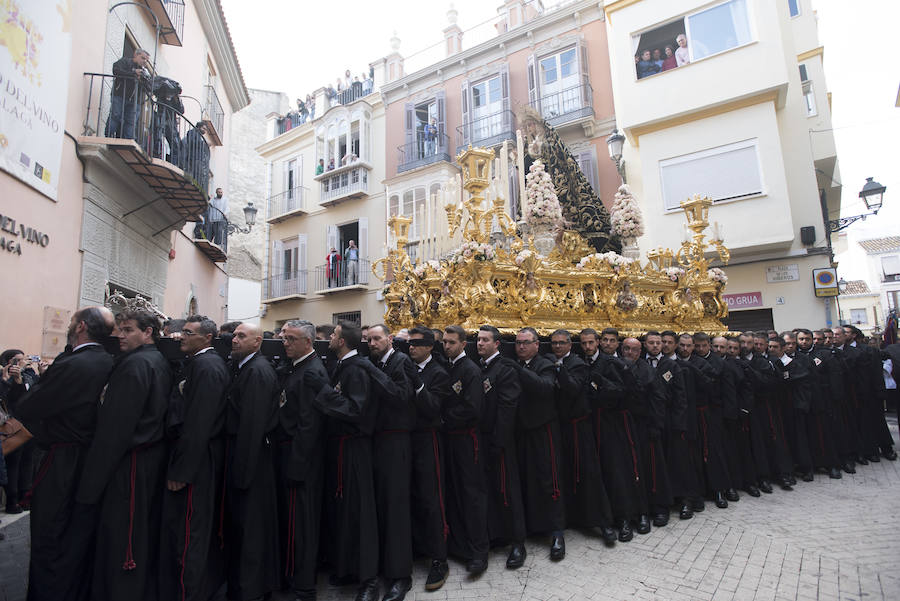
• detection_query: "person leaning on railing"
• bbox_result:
[182,121,210,191]
[105,49,151,140]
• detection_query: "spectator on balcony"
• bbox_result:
[336,77,344,92]
[297,97,308,124]
[661,46,678,71]
[307,93,316,120]
[344,69,353,91]
[209,187,228,246]
[326,248,342,288]
[424,118,438,156]
[675,34,690,66]
[153,76,184,165]
[352,76,363,99]
[105,48,151,140]
[341,152,358,166]
[327,158,335,171]
[316,159,325,176]
[362,73,373,95]
[636,49,660,79]
[651,48,664,70]
[344,240,359,285]
[182,122,210,192]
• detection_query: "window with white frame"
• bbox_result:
[801,80,817,117]
[882,255,900,278]
[632,0,754,80]
[659,139,763,210]
[788,0,800,18]
[849,308,867,325]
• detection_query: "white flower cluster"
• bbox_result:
[576,251,635,271]
[412,260,442,278]
[609,184,644,240]
[523,160,563,227]
[664,266,685,281]
[707,267,728,283]
[514,249,544,266]
[450,241,495,264]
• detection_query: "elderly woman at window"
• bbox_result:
[675,34,690,66]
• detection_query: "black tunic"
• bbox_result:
[772,353,813,473]
[722,356,757,489]
[480,354,526,543]
[689,353,732,493]
[224,352,280,601]
[443,354,489,561]
[550,353,612,528]
[411,357,451,559]
[160,349,230,601]
[800,346,842,470]
[743,353,791,479]
[834,344,864,457]
[653,354,697,500]
[630,357,673,511]
[276,352,328,593]
[16,344,113,601]
[76,344,171,601]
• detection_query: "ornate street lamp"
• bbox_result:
[226,202,257,235]
[828,177,887,232]
[606,129,626,183]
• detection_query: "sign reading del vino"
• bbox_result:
[723,291,763,309]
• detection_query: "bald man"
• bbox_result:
[224,323,280,600]
[15,306,116,601]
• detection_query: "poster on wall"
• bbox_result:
[0,0,73,201]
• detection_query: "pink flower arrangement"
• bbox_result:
[707,267,728,284]
[515,249,544,266]
[664,266,685,281]
[576,252,635,271]
[609,184,644,240]
[524,161,563,228]
[450,241,495,264]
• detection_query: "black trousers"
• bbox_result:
[4,440,34,508]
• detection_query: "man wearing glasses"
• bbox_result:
[160,315,230,601]
[513,327,566,561]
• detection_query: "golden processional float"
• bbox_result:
[373,110,732,337]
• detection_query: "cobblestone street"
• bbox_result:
[3,420,899,601]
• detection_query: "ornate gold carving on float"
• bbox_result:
[373,146,731,337]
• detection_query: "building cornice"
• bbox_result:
[195,0,251,111]
[603,0,643,23]
[381,0,600,99]
[796,46,824,63]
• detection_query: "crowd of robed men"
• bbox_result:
[10,305,896,601]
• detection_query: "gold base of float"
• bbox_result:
[374,146,732,338]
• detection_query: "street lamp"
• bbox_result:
[828,177,887,232]
[606,129,626,183]
[226,201,257,235]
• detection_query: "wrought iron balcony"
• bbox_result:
[275,112,308,136]
[203,84,225,145]
[314,258,370,293]
[144,0,185,46]
[264,270,308,302]
[331,82,374,107]
[80,72,210,221]
[531,83,594,127]
[316,162,370,206]
[267,186,309,223]
[398,132,452,174]
[191,205,227,262]
[456,110,517,155]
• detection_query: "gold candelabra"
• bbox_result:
[445,146,516,244]
[676,195,731,273]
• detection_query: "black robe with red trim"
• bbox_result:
[76,344,172,601]
[630,357,673,512]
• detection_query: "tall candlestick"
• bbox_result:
[501,139,510,207]
[516,129,526,214]
[712,221,720,240]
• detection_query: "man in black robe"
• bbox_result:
[796,329,844,479]
[781,332,815,481]
[16,306,115,601]
[274,320,329,601]
[368,324,416,601]
[407,326,451,591]
[720,338,761,497]
[223,323,280,601]
[514,327,566,560]
[585,328,646,542]
[844,325,896,461]
[76,309,172,601]
[441,325,489,574]
[548,330,614,540]
[748,332,794,490]
[476,325,528,567]
[832,327,865,466]
[622,337,672,529]
[769,336,813,486]
[308,321,395,601]
[160,315,230,601]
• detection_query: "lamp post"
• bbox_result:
[827,177,887,232]
[606,128,626,183]
[225,202,258,235]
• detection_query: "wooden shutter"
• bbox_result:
[499,63,510,131]
[358,217,368,261]
[404,102,415,149]
[577,39,591,107]
[297,234,307,293]
[272,238,284,277]
[460,79,470,148]
[578,151,597,193]
[435,90,446,150]
[326,225,339,254]
[527,54,539,107]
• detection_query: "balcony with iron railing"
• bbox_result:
[267,186,310,223]
[398,132,452,174]
[531,83,594,128]
[263,270,308,302]
[203,84,225,145]
[313,258,370,293]
[315,161,371,207]
[191,205,227,262]
[456,110,517,155]
[80,72,211,221]
[144,0,185,46]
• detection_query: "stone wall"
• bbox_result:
[225,88,289,282]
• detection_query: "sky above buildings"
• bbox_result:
[219,0,899,278]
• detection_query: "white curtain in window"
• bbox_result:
[882,255,900,277]
[659,140,762,210]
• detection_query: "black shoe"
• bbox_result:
[506,544,526,569]
[725,488,740,502]
[801,471,814,482]
[744,485,761,497]
[777,476,793,491]
[856,455,869,465]
[355,578,379,601]
[829,468,842,479]
[382,577,411,601]
[618,519,634,542]
[549,535,565,561]
[293,588,316,601]
[866,454,881,463]
[758,480,773,494]
[882,448,897,461]
[842,462,856,474]
[679,503,693,520]
[691,498,705,512]
[714,491,728,508]
[4,505,22,515]
[788,475,797,485]
[652,512,669,527]
[425,560,449,590]
[466,558,487,575]
[635,514,651,534]
[600,526,618,545]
